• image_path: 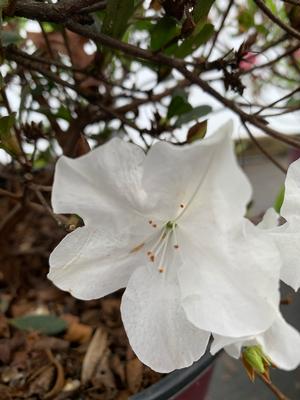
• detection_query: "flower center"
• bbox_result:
[130,203,185,274]
[146,219,179,274]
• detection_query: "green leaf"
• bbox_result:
[102,0,135,39]
[167,92,192,119]
[0,112,22,156]
[187,120,207,143]
[265,0,277,14]
[0,0,9,30]
[10,315,67,335]
[193,0,215,23]
[150,17,181,51]
[0,113,16,139]
[173,23,214,58]
[175,105,212,127]
[1,31,22,46]
[274,185,285,213]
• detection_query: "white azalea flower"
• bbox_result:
[258,157,300,291]
[211,312,300,371]
[48,121,280,372]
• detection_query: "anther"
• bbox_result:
[150,255,155,262]
[147,251,152,256]
[148,220,153,224]
[180,204,185,208]
[153,224,157,228]
[159,267,165,273]
[174,244,179,249]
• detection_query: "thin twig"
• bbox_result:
[259,375,290,400]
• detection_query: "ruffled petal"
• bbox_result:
[256,314,300,371]
[177,219,280,337]
[48,225,146,300]
[121,267,210,373]
[281,158,300,220]
[142,121,252,223]
[259,208,300,291]
[212,314,300,371]
[52,138,147,227]
[257,208,279,229]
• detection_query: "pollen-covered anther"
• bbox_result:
[180,203,185,208]
[159,267,165,273]
[152,224,157,228]
[174,244,179,249]
[150,255,155,262]
[148,220,152,224]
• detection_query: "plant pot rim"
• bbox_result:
[131,352,218,399]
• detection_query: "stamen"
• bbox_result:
[180,203,185,208]
[156,231,170,274]
[172,227,179,250]
[148,220,153,224]
[130,243,145,254]
[150,255,155,262]
[153,224,157,228]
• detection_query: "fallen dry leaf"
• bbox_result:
[115,389,131,400]
[32,336,69,352]
[81,327,108,384]
[45,349,65,399]
[110,354,125,384]
[27,365,55,398]
[126,358,143,394]
[64,319,93,344]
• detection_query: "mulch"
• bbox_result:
[0,167,161,399]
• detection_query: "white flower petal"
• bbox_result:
[258,208,300,291]
[210,334,244,358]
[180,121,252,231]
[256,313,300,371]
[142,121,252,223]
[121,267,210,373]
[281,158,300,220]
[48,225,145,300]
[52,138,146,226]
[212,314,300,371]
[257,208,280,230]
[178,220,280,337]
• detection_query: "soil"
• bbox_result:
[0,167,162,399]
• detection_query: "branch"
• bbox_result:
[11,0,101,22]
[254,0,300,41]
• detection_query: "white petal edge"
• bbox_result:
[52,138,146,226]
[48,225,142,300]
[178,219,280,337]
[211,313,300,371]
[121,266,210,373]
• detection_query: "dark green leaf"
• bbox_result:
[1,31,22,46]
[193,0,215,23]
[150,17,181,51]
[167,92,192,119]
[102,0,135,39]
[173,23,214,58]
[0,113,16,139]
[10,315,67,335]
[175,105,212,127]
